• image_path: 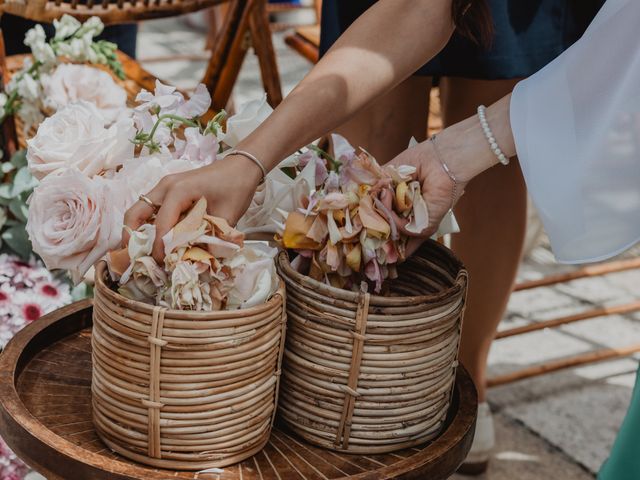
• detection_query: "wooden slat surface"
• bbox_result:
[0,301,477,479]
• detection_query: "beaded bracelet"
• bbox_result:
[477,105,509,166]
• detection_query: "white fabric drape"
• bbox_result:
[510,0,640,264]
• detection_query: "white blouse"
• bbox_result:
[510,0,640,264]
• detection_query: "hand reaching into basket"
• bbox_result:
[123,154,262,264]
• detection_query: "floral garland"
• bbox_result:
[0,15,124,133]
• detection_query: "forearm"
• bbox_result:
[239,0,455,171]
[435,94,516,181]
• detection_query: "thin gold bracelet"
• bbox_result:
[227,150,267,183]
[430,134,459,211]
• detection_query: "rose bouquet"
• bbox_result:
[0,15,126,133]
[107,197,278,311]
[25,74,279,311]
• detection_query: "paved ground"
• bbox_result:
[40,15,640,480]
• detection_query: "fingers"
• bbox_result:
[122,179,169,247]
[152,186,199,263]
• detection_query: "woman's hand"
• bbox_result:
[387,139,468,239]
[123,154,262,263]
[387,95,517,245]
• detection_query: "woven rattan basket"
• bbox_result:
[276,240,468,453]
[91,262,287,470]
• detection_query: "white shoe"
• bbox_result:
[458,402,495,475]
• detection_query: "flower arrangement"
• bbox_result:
[0,254,75,351]
[0,435,29,480]
[240,135,459,293]
[25,76,278,310]
[107,197,278,311]
[0,15,125,132]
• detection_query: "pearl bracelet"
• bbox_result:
[477,105,509,166]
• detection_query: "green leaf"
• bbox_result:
[1,162,15,174]
[0,184,14,200]
[9,197,28,223]
[11,166,37,197]
[1,224,32,260]
[10,150,27,169]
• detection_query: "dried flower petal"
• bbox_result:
[282,212,323,250]
[358,195,390,239]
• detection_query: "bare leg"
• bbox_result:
[335,76,432,163]
[440,77,527,402]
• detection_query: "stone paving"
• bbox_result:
[135,15,640,479]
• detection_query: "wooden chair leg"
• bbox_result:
[203,0,250,110]
[210,0,257,111]
[0,29,18,160]
[249,0,282,107]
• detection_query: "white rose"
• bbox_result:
[27,101,135,179]
[26,169,126,283]
[225,242,278,309]
[42,64,128,124]
[222,93,272,148]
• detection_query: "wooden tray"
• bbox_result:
[0,300,477,480]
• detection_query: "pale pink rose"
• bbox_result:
[26,169,126,283]
[225,242,278,309]
[42,64,128,124]
[27,101,135,180]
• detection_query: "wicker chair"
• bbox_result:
[0,0,282,155]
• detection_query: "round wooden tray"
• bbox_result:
[0,300,477,480]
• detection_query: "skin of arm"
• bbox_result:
[124,0,457,261]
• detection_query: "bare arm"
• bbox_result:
[240,0,456,170]
[124,0,457,260]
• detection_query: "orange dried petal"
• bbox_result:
[282,211,323,250]
[107,247,130,277]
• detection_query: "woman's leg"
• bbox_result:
[440,77,527,403]
[334,76,432,163]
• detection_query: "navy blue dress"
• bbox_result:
[319,0,605,79]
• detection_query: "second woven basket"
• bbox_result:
[276,240,468,453]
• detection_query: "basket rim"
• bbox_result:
[277,239,466,305]
[94,261,284,319]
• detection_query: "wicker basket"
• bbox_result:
[276,240,468,453]
[91,262,287,470]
